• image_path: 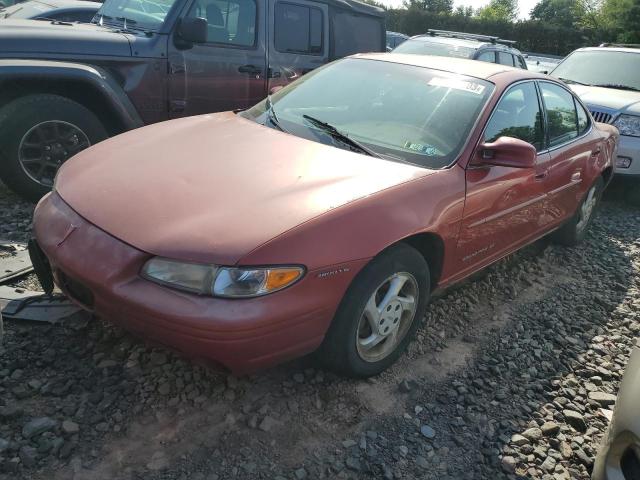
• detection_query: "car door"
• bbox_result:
[537,81,598,226]
[266,0,329,92]
[167,0,267,117]
[456,81,551,275]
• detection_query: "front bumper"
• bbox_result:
[614,135,640,178]
[33,192,366,373]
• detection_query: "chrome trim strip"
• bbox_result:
[468,193,547,228]
[548,178,582,196]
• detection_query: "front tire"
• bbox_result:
[0,94,108,202]
[318,243,430,378]
[552,176,604,246]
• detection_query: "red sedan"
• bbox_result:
[31,54,618,377]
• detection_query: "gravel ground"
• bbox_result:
[0,180,638,480]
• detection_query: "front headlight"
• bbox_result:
[613,114,640,137]
[141,257,304,298]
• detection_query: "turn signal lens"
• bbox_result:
[265,269,304,291]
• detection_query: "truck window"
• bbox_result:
[331,12,381,59]
[476,51,495,63]
[187,0,256,47]
[275,2,323,55]
[497,52,514,66]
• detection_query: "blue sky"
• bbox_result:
[379,0,539,19]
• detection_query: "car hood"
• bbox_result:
[56,113,430,265]
[0,20,132,57]
[570,85,640,115]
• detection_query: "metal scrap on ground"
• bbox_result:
[0,240,85,324]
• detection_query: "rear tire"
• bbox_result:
[0,94,107,202]
[318,243,430,378]
[552,177,604,246]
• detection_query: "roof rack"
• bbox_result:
[599,43,640,49]
[426,29,517,46]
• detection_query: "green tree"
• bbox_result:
[531,0,585,27]
[477,0,519,21]
[601,0,640,42]
[403,0,454,14]
[453,5,475,16]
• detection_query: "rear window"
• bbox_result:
[274,2,323,55]
[393,38,475,59]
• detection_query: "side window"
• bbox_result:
[540,83,579,147]
[275,2,323,55]
[517,56,527,69]
[476,51,495,63]
[186,0,256,47]
[575,98,590,134]
[484,82,544,151]
[497,52,514,66]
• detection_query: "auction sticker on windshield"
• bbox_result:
[428,77,486,95]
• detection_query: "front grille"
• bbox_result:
[57,270,94,309]
[590,110,614,124]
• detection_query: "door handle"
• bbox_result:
[267,67,281,78]
[238,64,262,75]
[535,170,549,180]
[591,148,602,157]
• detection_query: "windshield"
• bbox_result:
[94,0,179,31]
[242,58,494,168]
[393,39,476,59]
[551,50,640,91]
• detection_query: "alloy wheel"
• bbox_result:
[576,185,598,233]
[18,120,90,187]
[356,272,419,363]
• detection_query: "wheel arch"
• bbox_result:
[0,60,144,136]
[601,165,614,185]
[397,232,445,291]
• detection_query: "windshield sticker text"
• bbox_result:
[428,77,486,95]
[404,141,439,156]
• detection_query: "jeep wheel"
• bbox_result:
[0,94,108,202]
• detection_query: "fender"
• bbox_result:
[0,59,144,130]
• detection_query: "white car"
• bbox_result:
[551,45,640,205]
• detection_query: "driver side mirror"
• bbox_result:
[476,137,536,168]
[178,17,208,44]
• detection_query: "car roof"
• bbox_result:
[351,53,546,82]
[573,46,640,55]
[407,34,521,53]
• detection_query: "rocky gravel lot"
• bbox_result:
[0,181,638,480]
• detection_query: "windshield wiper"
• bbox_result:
[557,77,591,86]
[592,83,640,92]
[301,114,381,158]
[265,96,288,133]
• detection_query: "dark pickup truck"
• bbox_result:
[0,0,385,200]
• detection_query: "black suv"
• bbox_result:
[393,29,527,69]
